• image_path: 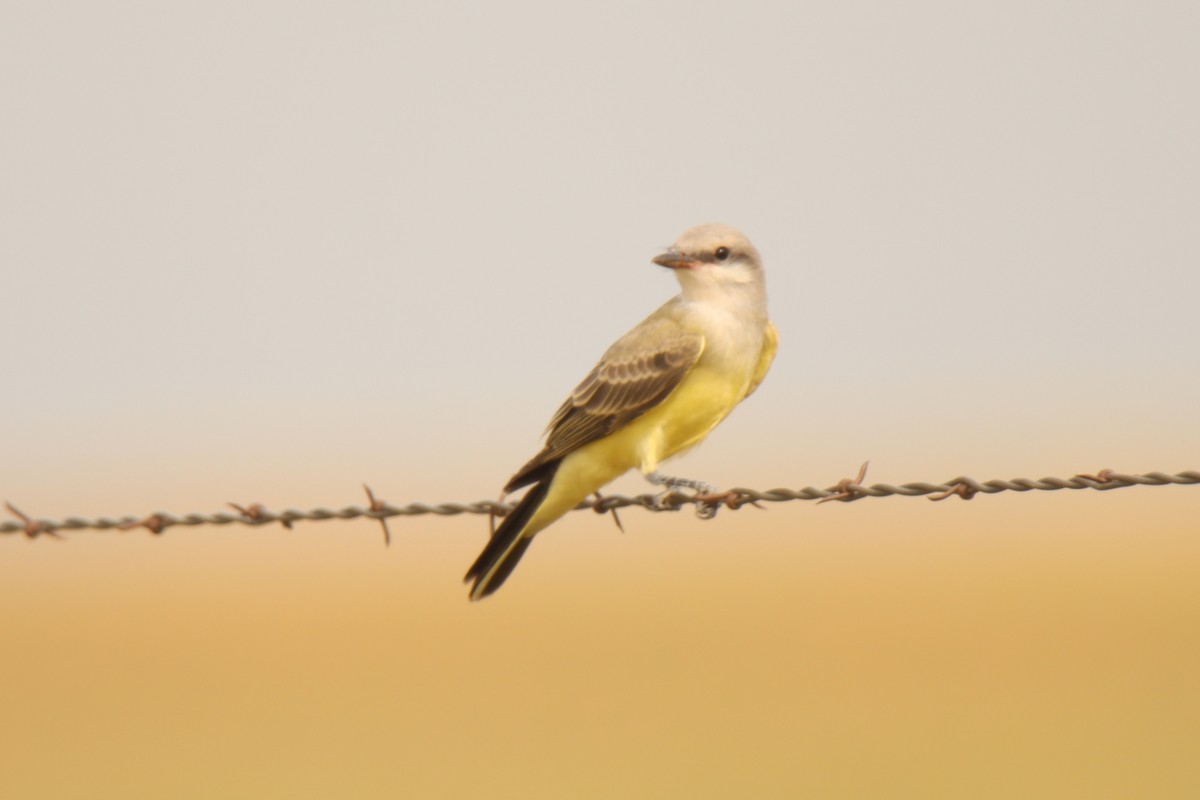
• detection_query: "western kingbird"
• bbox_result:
[465,223,777,600]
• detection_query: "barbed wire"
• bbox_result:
[3,467,1196,541]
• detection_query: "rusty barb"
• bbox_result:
[3,468,1197,541]
[816,461,871,505]
[4,502,62,540]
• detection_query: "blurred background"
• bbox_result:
[2,1,1198,797]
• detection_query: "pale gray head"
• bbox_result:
[652,223,765,304]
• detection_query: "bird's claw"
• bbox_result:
[647,490,687,512]
[644,474,765,518]
[646,471,725,517]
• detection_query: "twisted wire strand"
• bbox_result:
[3,469,1197,539]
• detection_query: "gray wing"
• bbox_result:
[504,312,704,493]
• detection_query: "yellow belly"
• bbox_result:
[521,362,748,538]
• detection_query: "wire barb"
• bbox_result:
[362,484,392,547]
[3,469,1197,539]
[592,491,625,533]
[928,479,980,502]
[816,461,871,504]
[228,502,294,530]
[4,501,62,539]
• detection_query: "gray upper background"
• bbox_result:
[3,1,1196,512]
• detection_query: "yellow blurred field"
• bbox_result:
[5,486,1198,798]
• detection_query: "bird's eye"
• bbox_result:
[714,246,731,261]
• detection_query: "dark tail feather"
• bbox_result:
[465,462,559,601]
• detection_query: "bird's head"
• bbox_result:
[652,223,765,303]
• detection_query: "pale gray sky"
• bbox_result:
[3,1,1197,510]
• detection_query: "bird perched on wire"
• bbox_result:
[465,223,777,600]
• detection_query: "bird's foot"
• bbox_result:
[646,471,718,495]
[646,471,723,519]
